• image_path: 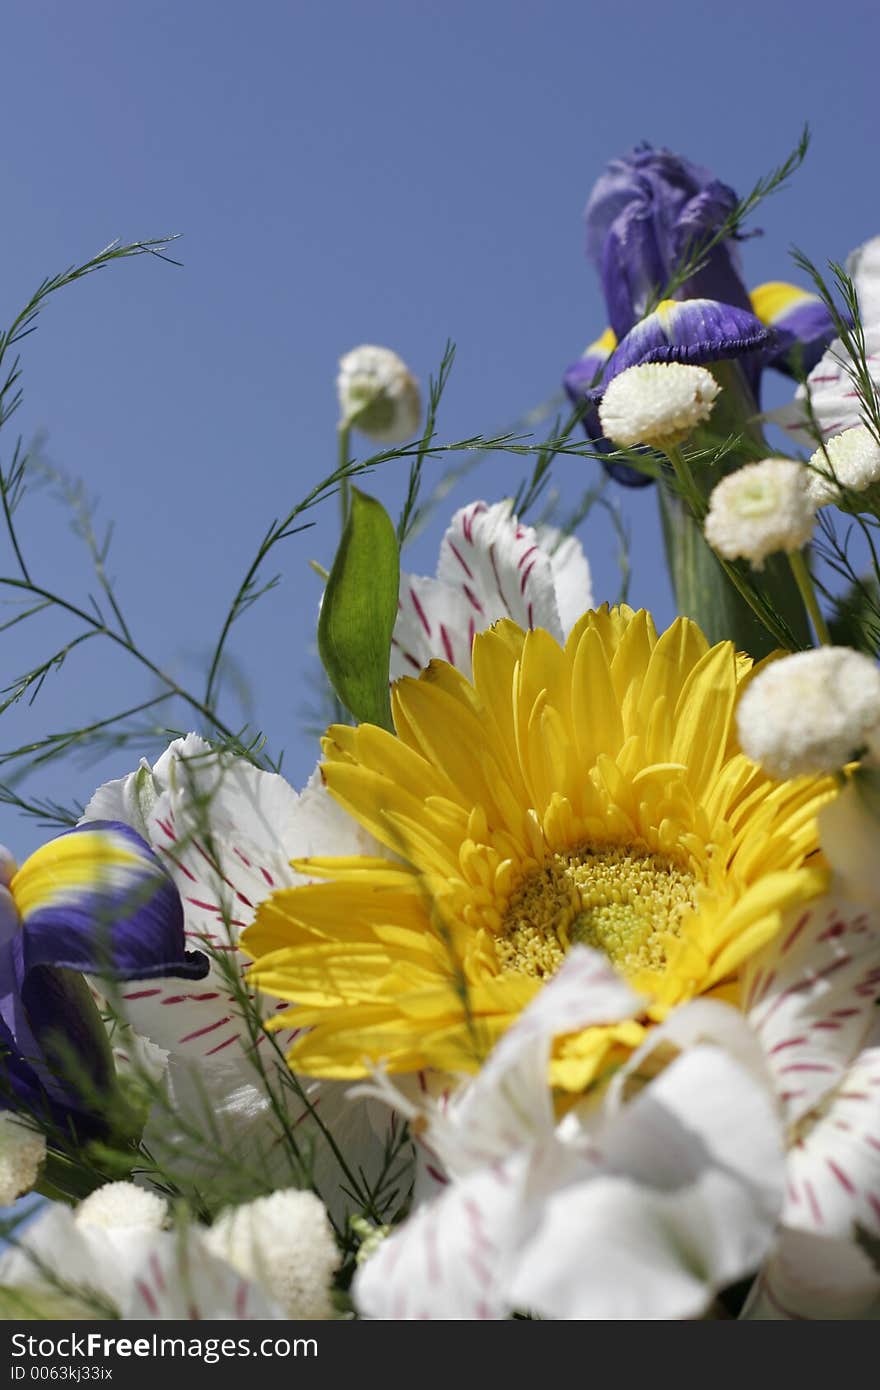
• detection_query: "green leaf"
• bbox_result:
[318,488,400,730]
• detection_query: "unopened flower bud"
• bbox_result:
[598,361,719,449]
[737,646,880,779]
[807,425,880,511]
[0,1115,45,1204]
[337,345,421,443]
[704,459,815,570]
[205,1189,339,1320]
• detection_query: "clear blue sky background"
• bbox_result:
[1,0,878,857]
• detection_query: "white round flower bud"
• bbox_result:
[0,1115,45,1204]
[75,1182,168,1232]
[205,1189,339,1320]
[703,459,815,570]
[807,425,880,509]
[337,345,421,444]
[737,646,880,779]
[598,362,719,449]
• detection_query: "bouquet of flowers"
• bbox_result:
[1,129,879,1323]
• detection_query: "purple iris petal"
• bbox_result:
[605,298,773,375]
[564,299,773,489]
[585,145,752,340]
[759,297,840,379]
[563,356,653,488]
[16,821,208,983]
[0,937,111,1133]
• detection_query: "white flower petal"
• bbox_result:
[745,1228,880,1320]
[767,326,880,446]
[435,501,563,641]
[143,1055,387,1225]
[783,1040,880,1238]
[742,892,880,1128]
[819,778,880,908]
[510,1045,784,1320]
[391,576,473,679]
[392,502,594,680]
[122,1228,282,1320]
[432,948,641,1175]
[848,235,880,331]
[353,1153,528,1320]
[535,525,594,636]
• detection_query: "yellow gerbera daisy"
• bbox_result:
[244,606,834,1090]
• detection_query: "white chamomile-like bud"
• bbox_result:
[0,1115,45,1204]
[205,1189,339,1320]
[807,425,880,510]
[703,458,815,570]
[737,646,880,779]
[598,362,719,449]
[337,345,421,443]
[75,1182,168,1233]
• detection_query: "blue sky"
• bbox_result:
[1,0,878,854]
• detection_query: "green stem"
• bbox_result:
[788,548,832,645]
[338,421,352,533]
[665,444,702,512]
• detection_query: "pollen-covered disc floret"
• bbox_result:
[498,845,698,979]
[598,362,719,449]
[75,1182,168,1232]
[0,1115,45,1205]
[704,458,815,569]
[807,425,880,510]
[245,606,835,1091]
[337,344,421,443]
[737,646,880,779]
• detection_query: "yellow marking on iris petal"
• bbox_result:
[11,831,143,918]
[587,327,617,357]
[750,281,814,325]
[243,606,836,1089]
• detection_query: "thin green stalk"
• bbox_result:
[338,421,352,532]
[788,548,832,645]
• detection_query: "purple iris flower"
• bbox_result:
[564,298,774,486]
[0,820,208,1133]
[585,144,752,341]
[571,146,842,487]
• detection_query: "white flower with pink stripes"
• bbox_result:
[769,236,880,447]
[392,500,593,679]
[352,948,787,1321]
[0,1188,283,1320]
[737,891,880,1318]
[82,735,387,1210]
[352,886,880,1320]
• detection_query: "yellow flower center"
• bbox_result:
[497,845,698,980]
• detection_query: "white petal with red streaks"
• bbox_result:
[354,1152,528,1320]
[783,1040,880,1237]
[435,501,563,641]
[90,742,381,1062]
[535,524,594,635]
[391,576,473,680]
[766,325,880,447]
[122,1229,282,1320]
[742,892,880,1128]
